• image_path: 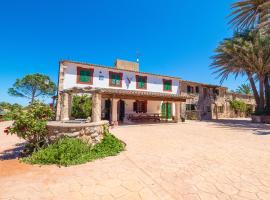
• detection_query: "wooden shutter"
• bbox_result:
[80,70,90,82]
[167,103,172,119]
[164,80,172,91]
[116,74,120,85]
[161,103,166,118]
[139,77,143,88]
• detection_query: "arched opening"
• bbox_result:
[117,100,125,122]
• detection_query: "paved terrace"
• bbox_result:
[0,119,270,200]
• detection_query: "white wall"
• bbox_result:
[62,62,181,95]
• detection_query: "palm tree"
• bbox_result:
[237,83,253,94]
[229,0,270,30]
[211,30,270,112]
[229,0,270,113]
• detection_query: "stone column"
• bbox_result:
[56,93,62,121]
[92,93,102,122]
[56,63,65,120]
[174,102,180,123]
[61,92,72,121]
[111,98,119,126]
[180,102,182,116]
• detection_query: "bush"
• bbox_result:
[7,101,54,151]
[23,133,124,166]
[71,95,92,119]
[230,100,247,114]
[0,102,23,121]
[0,102,23,111]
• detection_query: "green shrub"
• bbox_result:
[71,95,92,119]
[0,102,23,121]
[23,133,125,166]
[0,102,23,111]
[7,101,54,151]
[230,100,247,114]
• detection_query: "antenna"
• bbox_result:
[136,51,140,63]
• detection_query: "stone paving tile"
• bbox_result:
[1,120,270,200]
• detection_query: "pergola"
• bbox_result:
[56,86,188,125]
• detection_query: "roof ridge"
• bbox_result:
[61,59,182,80]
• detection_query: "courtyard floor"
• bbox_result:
[1,119,270,200]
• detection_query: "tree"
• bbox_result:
[229,0,270,30]
[236,83,253,95]
[211,30,270,113]
[6,101,55,152]
[229,0,270,113]
[0,102,22,110]
[71,95,92,119]
[8,73,56,104]
[230,100,247,116]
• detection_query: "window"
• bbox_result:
[186,104,196,111]
[203,88,208,98]
[136,75,147,89]
[109,71,123,87]
[195,86,200,94]
[163,79,172,91]
[187,85,194,93]
[214,89,220,96]
[218,106,224,113]
[77,67,94,84]
[214,106,224,113]
[133,101,147,113]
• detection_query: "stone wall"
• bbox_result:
[114,59,139,71]
[47,120,109,145]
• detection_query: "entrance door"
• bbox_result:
[104,99,111,120]
[161,102,172,119]
[118,100,125,122]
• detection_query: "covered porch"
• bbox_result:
[56,87,187,125]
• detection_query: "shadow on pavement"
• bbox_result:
[208,119,270,135]
[0,143,25,160]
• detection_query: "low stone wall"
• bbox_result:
[47,120,109,145]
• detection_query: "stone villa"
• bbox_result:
[181,80,255,120]
[56,59,255,125]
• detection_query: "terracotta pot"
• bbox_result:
[261,115,270,124]
[251,115,261,123]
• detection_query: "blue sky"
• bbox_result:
[0,0,247,105]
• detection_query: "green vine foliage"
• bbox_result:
[71,95,92,119]
[7,101,55,152]
[229,100,247,113]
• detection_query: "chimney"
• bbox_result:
[114,59,139,72]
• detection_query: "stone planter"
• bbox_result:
[251,115,261,123]
[47,120,109,145]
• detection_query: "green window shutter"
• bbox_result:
[167,103,172,119]
[80,70,91,82]
[138,77,143,88]
[111,74,116,85]
[164,80,172,91]
[138,77,146,88]
[161,103,166,118]
[116,74,120,85]
[111,73,121,86]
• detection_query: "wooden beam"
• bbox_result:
[101,94,186,102]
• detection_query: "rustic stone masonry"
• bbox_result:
[46,120,109,145]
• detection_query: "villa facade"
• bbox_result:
[56,60,187,125]
[56,59,256,124]
[181,80,256,120]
